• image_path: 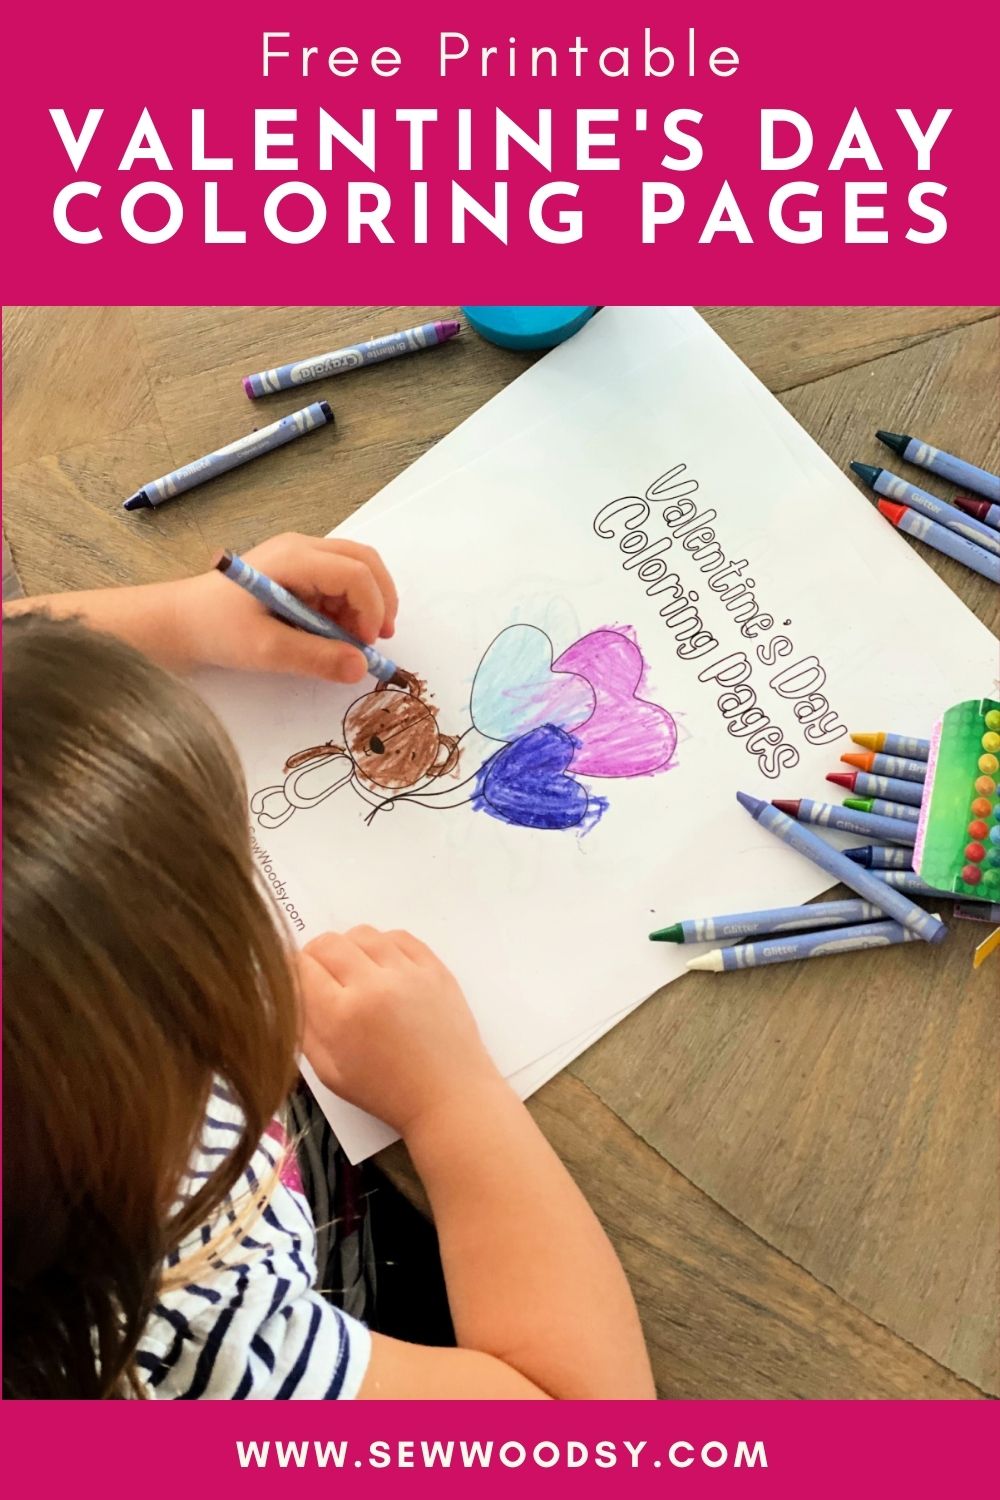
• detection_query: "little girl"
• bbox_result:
[3,531,654,1401]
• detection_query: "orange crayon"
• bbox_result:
[841,749,927,782]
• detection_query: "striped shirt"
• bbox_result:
[135,1085,371,1399]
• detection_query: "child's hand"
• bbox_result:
[298,927,501,1135]
[181,532,399,683]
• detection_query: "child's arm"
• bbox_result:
[2,532,398,684]
[299,928,656,1401]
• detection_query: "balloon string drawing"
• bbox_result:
[250,624,678,834]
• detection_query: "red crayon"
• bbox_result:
[954,494,1000,530]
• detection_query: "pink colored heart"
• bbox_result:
[554,629,677,777]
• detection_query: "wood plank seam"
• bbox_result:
[770,312,999,395]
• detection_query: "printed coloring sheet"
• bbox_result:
[199,309,997,1161]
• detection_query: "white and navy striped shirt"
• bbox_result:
[135,1086,371,1399]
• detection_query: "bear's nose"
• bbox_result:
[368,735,385,754]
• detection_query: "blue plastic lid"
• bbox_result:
[460,306,597,350]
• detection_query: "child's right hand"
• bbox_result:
[298,927,502,1136]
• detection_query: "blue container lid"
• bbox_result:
[460,306,597,350]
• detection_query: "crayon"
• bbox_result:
[827,769,924,807]
[212,549,408,687]
[850,463,1000,555]
[955,902,1000,923]
[851,731,930,761]
[869,870,982,899]
[876,500,1000,583]
[843,796,920,824]
[841,750,926,783]
[649,899,885,944]
[875,430,1000,503]
[124,402,334,510]
[771,798,917,846]
[244,320,461,398]
[953,495,1000,531]
[843,845,913,870]
[737,792,946,944]
[687,916,926,972]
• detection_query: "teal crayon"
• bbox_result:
[843,796,920,824]
[737,793,946,944]
[771,798,916,846]
[851,462,1000,554]
[843,845,913,870]
[875,430,1000,504]
[650,899,885,944]
[687,917,925,972]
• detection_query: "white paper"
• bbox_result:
[199,309,997,1162]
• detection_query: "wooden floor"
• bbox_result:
[4,305,998,1399]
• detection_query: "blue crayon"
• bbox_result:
[851,464,1000,556]
[649,899,885,944]
[687,917,924,971]
[829,769,924,806]
[843,845,913,870]
[213,549,405,686]
[876,430,1000,504]
[124,402,334,510]
[737,793,946,944]
[878,502,1000,582]
[851,732,930,761]
[772,798,916,846]
[244,319,461,398]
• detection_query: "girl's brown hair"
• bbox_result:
[2,612,299,1398]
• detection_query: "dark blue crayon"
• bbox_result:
[124,401,334,510]
[851,463,1000,555]
[843,845,912,870]
[876,430,1000,504]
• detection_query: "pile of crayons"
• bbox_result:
[648,728,994,973]
[849,429,1000,584]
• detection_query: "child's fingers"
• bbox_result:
[303,932,373,986]
[385,928,436,966]
[313,555,388,644]
[255,619,368,684]
[316,539,399,636]
[344,924,397,966]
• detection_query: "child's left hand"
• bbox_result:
[177,532,399,683]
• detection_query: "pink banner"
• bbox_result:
[1,1399,996,1493]
[2,0,996,304]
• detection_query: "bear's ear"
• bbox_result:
[430,734,461,778]
[283,741,345,772]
